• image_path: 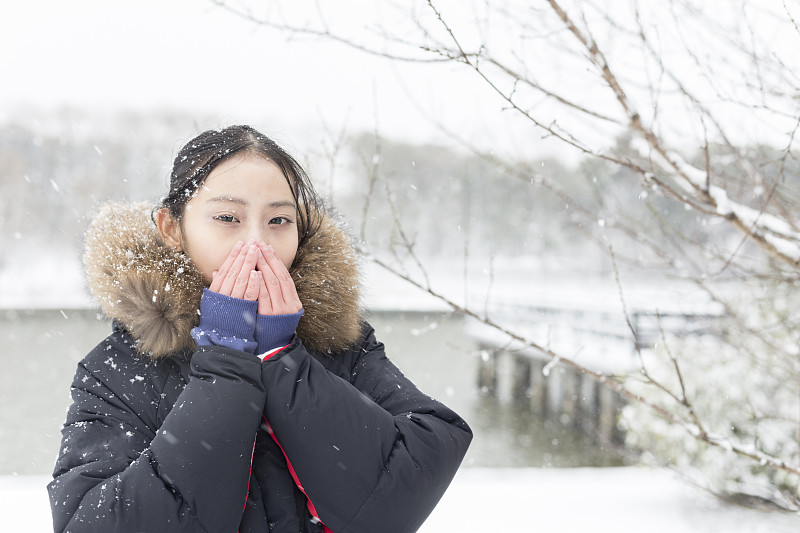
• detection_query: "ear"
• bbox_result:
[155,208,183,250]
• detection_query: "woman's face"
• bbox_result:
[176,154,300,284]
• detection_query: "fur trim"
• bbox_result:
[83,202,363,358]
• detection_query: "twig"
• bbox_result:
[209,0,449,63]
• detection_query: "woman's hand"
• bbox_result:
[255,242,302,316]
[208,240,302,316]
[208,240,262,301]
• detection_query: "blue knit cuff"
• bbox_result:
[190,288,258,354]
[255,309,304,355]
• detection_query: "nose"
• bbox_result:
[244,223,268,247]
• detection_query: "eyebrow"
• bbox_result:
[206,196,296,209]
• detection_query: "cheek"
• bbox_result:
[277,237,299,270]
[203,249,233,276]
[183,235,231,282]
[192,250,225,284]
[279,251,296,270]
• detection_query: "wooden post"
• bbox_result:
[581,378,602,434]
[598,383,619,443]
[529,358,547,416]
[477,347,499,396]
[560,369,582,426]
[511,354,532,404]
[546,365,563,419]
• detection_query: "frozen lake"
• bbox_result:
[0,308,624,476]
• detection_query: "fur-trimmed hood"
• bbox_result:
[83,202,363,358]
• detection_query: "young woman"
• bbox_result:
[48,125,472,533]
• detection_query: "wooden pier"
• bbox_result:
[474,304,719,445]
[478,347,625,445]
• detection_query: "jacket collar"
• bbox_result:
[83,202,363,358]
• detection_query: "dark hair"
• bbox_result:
[160,125,322,248]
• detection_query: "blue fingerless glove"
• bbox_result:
[255,309,304,357]
[190,288,258,353]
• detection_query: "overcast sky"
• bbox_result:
[0,1,521,152]
[3,1,798,161]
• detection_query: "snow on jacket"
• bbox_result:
[48,202,472,533]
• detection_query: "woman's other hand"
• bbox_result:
[256,242,302,316]
[209,240,261,301]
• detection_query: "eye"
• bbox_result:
[214,214,238,223]
[269,216,292,225]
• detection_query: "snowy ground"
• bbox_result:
[5,468,797,532]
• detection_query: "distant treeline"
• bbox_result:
[2,110,796,275]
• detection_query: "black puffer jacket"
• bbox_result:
[48,203,472,532]
[49,323,471,533]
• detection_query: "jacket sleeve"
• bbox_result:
[48,341,266,533]
[260,324,473,533]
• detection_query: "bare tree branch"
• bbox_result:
[360,248,800,478]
